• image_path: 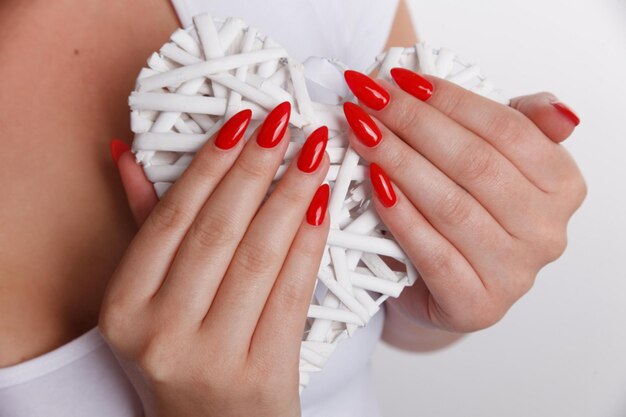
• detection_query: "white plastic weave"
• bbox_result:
[128,13,507,392]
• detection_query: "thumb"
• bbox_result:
[509,92,580,143]
[110,139,158,226]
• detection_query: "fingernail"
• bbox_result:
[298,126,328,173]
[215,109,253,149]
[390,67,433,101]
[370,163,396,208]
[306,183,330,226]
[344,70,390,110]
[257,101,291,148]
[551,101,580,126]
[343,102,382,147]
[110,139,130,165]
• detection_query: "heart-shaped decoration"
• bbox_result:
[129,13,507,392]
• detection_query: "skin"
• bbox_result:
[0,0,586,413]
[102,112,331,417]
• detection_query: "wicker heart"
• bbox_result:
[128,13,507,392]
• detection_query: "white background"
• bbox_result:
[372,1,626,416]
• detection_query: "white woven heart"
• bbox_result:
[129,13,508,392]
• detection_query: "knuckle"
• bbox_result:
[235,152,272,182]
[434,84,466,118]
[484,110,535,148]
[149,198,194,235]
[563,172,588,207]
[135,334,176,383]
[392,101,424,135]
[531,223,568,263]
[190,147,226,179]
[236,239,280,276]
[456,142,503,186]
[433,188,473,227]
[189,208,240,249]
[272,181,310,207]
[384,141,411,175]
[98,302,132,349]
[423,244,456,279]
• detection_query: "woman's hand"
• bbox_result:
[343,69,586,332]
[100,103,330,417]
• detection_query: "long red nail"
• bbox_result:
[257,101,291,148]
[298,126,328,173]
[551,101,580,126]
[215,109,253,149]
[370,163,396,208]
[344,70,390,110]
[343,102,381,147]
[306,184,330,226]
[390,68,433,101]
[110,139,130,165]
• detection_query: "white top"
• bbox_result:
[0,1,399,415]
[0,310,385,417]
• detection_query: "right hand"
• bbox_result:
[99,102,331,417]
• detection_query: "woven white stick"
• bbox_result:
[129,14,507,393]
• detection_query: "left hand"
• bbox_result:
[343,69,586,332]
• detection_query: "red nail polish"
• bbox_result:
[110,139,130,165]
[370,163,396,208]
[551,101,580,126]
[257,101,291,148]
[343,102,382,147]
[306,183,330,226]
[390,68,433,101]
[215,109,253,149]
[297,126,328,173]
[344,70,390,110]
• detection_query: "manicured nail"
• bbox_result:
[390,67,433,101]
[257,101,291,148]
[343,102,382,147]
[298,126,328,173]
[306,183,330,226]
[110,139,130,165]
[370,163,396,208]
[215,109,253,149]
[551,101,580,126]
[344,70,390,110]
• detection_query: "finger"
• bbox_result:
[367,167,496,331]
[344,102,539,239]
[111,139,158,226]
[153,103,294,322]
[344,109,513,285]
[249,184,330,369]
[382,69,575,192]
[203,128,329,349]
[509,93,580,143]
[104,109,252,305]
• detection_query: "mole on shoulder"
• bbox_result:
[73,48,80,56]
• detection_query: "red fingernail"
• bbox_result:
[257,101,291,148]
[370,163,396,208]
[551,101,580,126]
[110,139,130,165]
[390,67,433,101]
[344,70,390,110]
[298,126,328,173]
[215,109,253,149]
[306,183,330,226]
[343,102,381,147]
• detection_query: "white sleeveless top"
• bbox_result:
[0,1,399,415]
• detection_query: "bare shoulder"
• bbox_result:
[0,0,178,367]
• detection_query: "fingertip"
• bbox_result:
[510,93,579,143]
[110,139,130,166]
